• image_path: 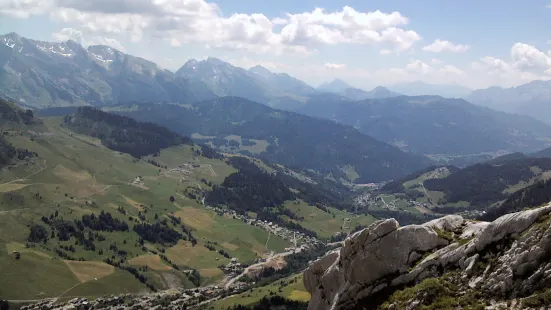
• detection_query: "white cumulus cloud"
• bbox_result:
[52,27,126,51]
[422,39,470,53]
[510,43,551,72]
[467,43,551,88]
[2,0,422,55]
[324,63,346,69]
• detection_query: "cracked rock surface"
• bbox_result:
[304,205,551,310]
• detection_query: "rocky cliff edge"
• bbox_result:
[304,204,551,310]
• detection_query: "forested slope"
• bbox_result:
[114,98,432,183]
[64,107,191,157]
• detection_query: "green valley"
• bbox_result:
[0,103,369,303]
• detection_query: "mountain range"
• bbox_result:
[317,78,401,100]
[2,32,551,160]
[0,33,218,107]
[466,79,551,124]
[389,80,473,98]
[108,97,432,183]
[293,95,551,156]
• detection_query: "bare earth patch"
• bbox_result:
[222,242,239,251]
[174,208,213,230]
[265,256,287,270]
[288,290,311,301]
[53,165,108,197]
[165,241,202,266]
[123,195,145,211]
[415,205,434,214]
[130,183,150,190]
[129,254,172,271]
[199,268,224,278]
[6,242,51,259]
[0,183,28,193]
[53,165,92,183]
[64,260,115,283]
[160,272,182,289]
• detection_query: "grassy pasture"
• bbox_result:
[210,274,310,309]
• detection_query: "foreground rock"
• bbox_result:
[304,204,551,310]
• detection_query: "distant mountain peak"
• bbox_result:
[318,78,353,93]
[4,32,21,40]
[467,79,551,125]
[388,81,472,98]
[250,65,270,71]
[329,78,351,87]
[205,57,227,65]
[182,59,199,70]
[249,65,271,73]
[64,39,86,53]
[87,44,121,56]
[249,65,273,79]
[2,32,24,49]
[86,45,123,64]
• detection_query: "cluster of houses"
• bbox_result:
[219,257,244,277]
[131,176,144,186]
[205,205,319,248]
[20,286,230,310]
[168,162,200,175]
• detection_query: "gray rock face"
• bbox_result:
[305,219,448,310]
[304,205,551,310]
[422,215,463,231]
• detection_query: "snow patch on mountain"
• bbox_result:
[3,37,15,49]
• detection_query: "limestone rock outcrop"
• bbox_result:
[304,205,551,310]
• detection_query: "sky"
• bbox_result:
[1,0,551,90]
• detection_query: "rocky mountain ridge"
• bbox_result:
[305,203,551,309]
[293,95,551,155]
[0,32,216,107]
[466,80,551,125]
[317,79,400,101]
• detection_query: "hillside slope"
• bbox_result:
[482,177,551,221]
[423,157,551,208]
[112,97,432,183]
[0,108,378,300]
[378,157,551,216]
[0,98,38,166]
[0,113,294,299]
[532,146,551,158]
[64,107,190,157]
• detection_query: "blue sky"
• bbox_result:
[1,0,551,89]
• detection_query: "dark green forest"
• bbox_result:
[423,158,551,207]
[64,107,190,158]
[380,165,459,194]
[481,178,551,221]
[0,99,37,167]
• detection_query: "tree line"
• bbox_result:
[424,158,551,207]
[206,157,318,237]
[64,107,191,158]
[481,178,551,221]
